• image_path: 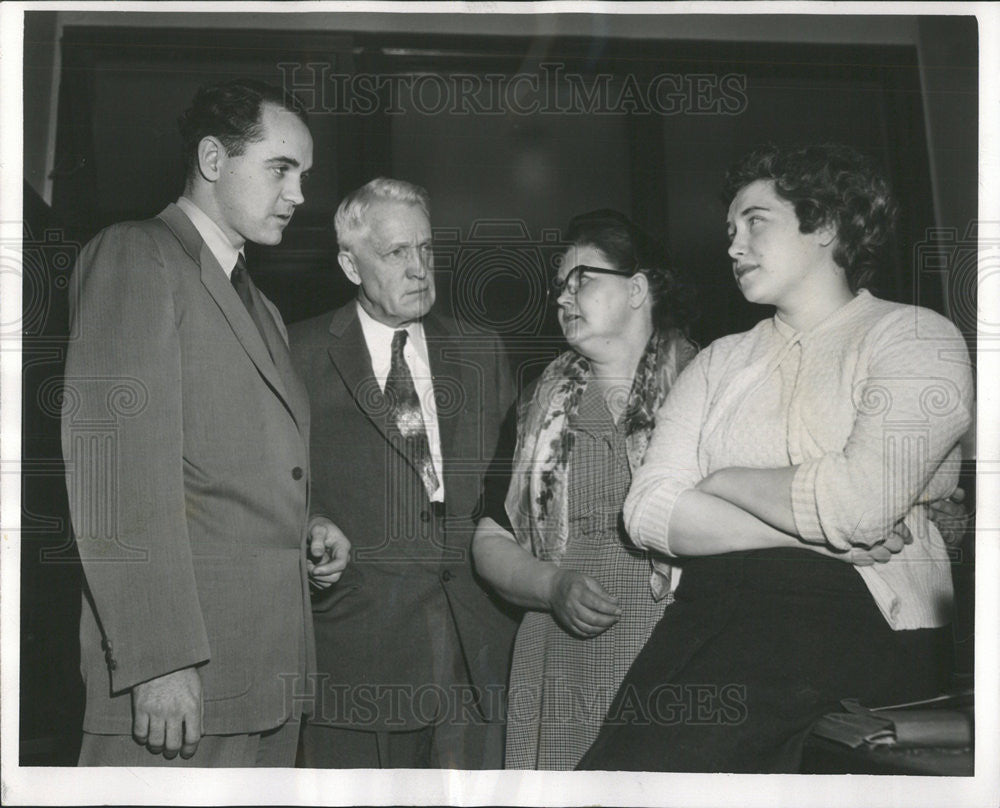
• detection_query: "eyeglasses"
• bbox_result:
[549,264,638,300]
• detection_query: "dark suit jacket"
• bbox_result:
[62,203,314,736]
[289,303,519,733]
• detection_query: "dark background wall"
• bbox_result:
[19,10,978,765]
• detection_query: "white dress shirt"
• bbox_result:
[356,302,445,502]
[176,196,243,276]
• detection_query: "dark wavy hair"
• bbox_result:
[564,209,696,336]
[178,79,308,182]
[723,143,898,291]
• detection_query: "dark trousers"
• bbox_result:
[301,719,504,769]
[302,586,506,769]
[577,548,952,773]
[78,717,301,767]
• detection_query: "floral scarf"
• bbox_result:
[504,330,698,600]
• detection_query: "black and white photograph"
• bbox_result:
[1,2,997,805]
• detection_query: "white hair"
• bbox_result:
[334,177,431,252]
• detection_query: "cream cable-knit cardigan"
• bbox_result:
[624,290,973,630]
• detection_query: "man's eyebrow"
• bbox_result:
[265,155,301,167]
[739,204,770,217]
[377,236,432,251]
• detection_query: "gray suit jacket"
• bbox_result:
[289,303,520,735]
[62,203,314,735]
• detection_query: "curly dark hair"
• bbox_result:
[178,79,308,182]
[722,143,898,291]
[564,209,697,335]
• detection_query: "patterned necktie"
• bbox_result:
[385,329,440,499]
[230,254,273,359]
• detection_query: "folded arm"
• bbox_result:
[624,348,794,559]
[623,336,946,563]
[695,466,798,535]
[666,487,903,565]
[700,316,972,550]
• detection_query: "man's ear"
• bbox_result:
[338,251,361,286]
[629,271,650,309]
[197,136,225,182]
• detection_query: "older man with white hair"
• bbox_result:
[289,178,519,769]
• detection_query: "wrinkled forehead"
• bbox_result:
[364,200,431,244]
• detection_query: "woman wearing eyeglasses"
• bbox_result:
[471,210,698,769]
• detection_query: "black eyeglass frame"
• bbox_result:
[548,263,640,300]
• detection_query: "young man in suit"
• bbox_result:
[62,79,348,767]
[289,178,519,769]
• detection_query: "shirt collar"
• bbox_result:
[772,289,871,342]
[355,301,426,351]
[176,196,242,278]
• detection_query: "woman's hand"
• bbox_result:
[548,569,621,639]
[927,487,972,547]
[810,531,907,566]
[844,536,903,566]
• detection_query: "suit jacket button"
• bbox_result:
[441,569,453,582]
[292,466,304,481]
[107,657,117,671]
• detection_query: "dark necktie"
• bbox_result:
[384,329,440,500]
[230,254,273,359]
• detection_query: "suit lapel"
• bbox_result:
[197,243,290,395]
[325,304,396,447]
[157,204,298,426]
[326,305,442,488]
[253,286,310,435]
[423,314,463,473]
